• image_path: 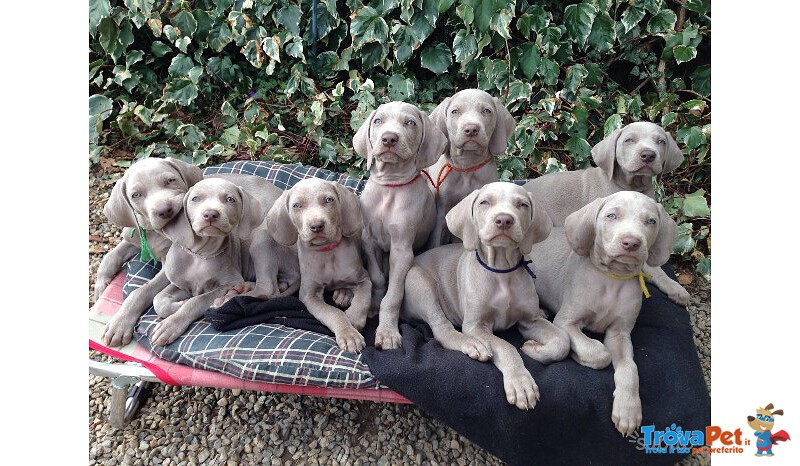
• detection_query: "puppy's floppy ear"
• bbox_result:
[565,197,605,256]
[489,97,517,155]
[446,189,481,250]
[428,96,451,142]
[233,186,266,240]
[647,202,678,267]
[353,109,377,170]
[104,171,138,227]
[164,157,204,188]
[333,183,363,238]
[415,108,448,170]
[265,189,299,246]
[661,130,685,174]
[591,128,623,181]
[519,192,552,255]
[159,192,197,249]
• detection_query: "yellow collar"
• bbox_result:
[602,270,653,298]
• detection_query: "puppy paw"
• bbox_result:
[335,327,366,353]
[571,339,612,369]
[611,392,642,437]
[151,315,191,347]
[442,333,492,362]
[522,337,570,365]
[666,285,691,307]
[374,325,402,350]
[101,312,138,347]
[503,369,540,410]
[93,279,110,302]
[333,288,354,308]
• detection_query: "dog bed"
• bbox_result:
[89,160,710,465]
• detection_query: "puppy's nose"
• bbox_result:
[203,209,220,221]
[156,205,174,219]
[640,150,656,164]
[463,124,479,137]
[381,132,399,147]
[620,235,641,252]
[494,214,515,230]
[309,220,325,233]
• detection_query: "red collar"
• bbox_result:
[315,237,342,252]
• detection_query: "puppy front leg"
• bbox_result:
[102,270,170,347]
[153,283,192,319]
[374,240,414,350]
[519,317,570,364]
[302,285,366,353]
[95,240,140,300]
[604,328,642,437]
[152,287,228,346]
[344,278,372,332]
[643,264,691,306]
[464,323,539,410]
[361,236,387,310]
[559,322,612,369]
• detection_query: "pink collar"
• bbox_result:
[315,237,342,252]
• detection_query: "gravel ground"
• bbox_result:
[88,162,711,465]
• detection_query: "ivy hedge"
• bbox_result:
[89,0,710,277]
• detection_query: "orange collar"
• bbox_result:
[422,157,494,196]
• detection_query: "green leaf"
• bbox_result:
[587,11,616,52]
[151,41,171,57]
[518,42,540,80]
[351,6,389,50]
[490,9,513,40]
[177,124,206,150]
[635,0,664,15]
[673,223,695,255]
[242,40,264,68]
[673,45,697,64]
[220,126,241,147]
[661,111,677,128]
[507,80,533,105]
[89,0,111,34]
[134,105,153,126]
[621,6,645,33]
[437,0,457,13]
[276,5,302,36]
[677,126,706,150]
[538,58,560,86]
[89,94,113,119]
[691,64,711,96]
[564,135,592,164]
[646,9,677,33]
[564,3,598,48]
[564,64,588,93]
[163,78,199,106]
[603,114,623,137]
[473,0,501,32]
[453,30,478,64]
[682,190,710,218]
[168,54,195,76]
[171,10,197,38]
[388,74,415,100]
[695,256,710,280]
[262,36,281,62]
[98,17,118,55]
[456,4,474,27]
[420,42,452,74]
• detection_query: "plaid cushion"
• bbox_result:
[126,160,378,389]
[202,160,367,194]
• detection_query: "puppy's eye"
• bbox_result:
[373,118,383,126]
[166,177,176,184]
[518,202,529,209]
[292,203,303,209]
[226,196,236,203]
[479,200,489,206]
[646,218,657,225]
[131,192,142,199]
[657,138,666,145]
[450,109,459,115]
[191,196,200,202]
[606,213,617,220]
[623,137,634,143]
[482,108,492,114]
[324,196,335,203]
[406,119,416,127]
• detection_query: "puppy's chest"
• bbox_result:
[166,250,241,295]
[461,268,539,329]
[572,279,643,332]
[362,190,421,244]
[301,247,365,289]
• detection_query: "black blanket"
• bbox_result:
[361,270,710,466]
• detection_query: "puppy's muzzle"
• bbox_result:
[308,219,326,234]
[639,150,656,164]
[494,214,515,230]
[619,235,641,252]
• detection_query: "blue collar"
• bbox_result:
[474,250,536,279]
